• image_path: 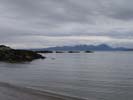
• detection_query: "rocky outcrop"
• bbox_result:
[55,51,64,53]
[35,50,53,53]
[68,51,80,53]
[0,45,45,63]
[85,51,93,53]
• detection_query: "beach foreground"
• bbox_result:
[0,82,88,100]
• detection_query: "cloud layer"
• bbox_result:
[0,0,133,48]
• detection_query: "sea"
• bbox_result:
[0,52,133,100]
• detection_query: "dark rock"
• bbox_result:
[0,45,45,63]
[55,51,64,53]
[35,50,53,53]
[85,51,93,53]
[68,51,80,53]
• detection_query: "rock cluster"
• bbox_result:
[0,45,45,63]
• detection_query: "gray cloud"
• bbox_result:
[0,0,133,48]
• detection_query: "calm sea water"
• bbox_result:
[0,52,133,100]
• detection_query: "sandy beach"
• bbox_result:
[0,82,87,100]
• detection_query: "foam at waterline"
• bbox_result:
[0,81,90,100]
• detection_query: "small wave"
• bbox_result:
[0,81,89,100]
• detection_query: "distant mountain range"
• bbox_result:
[32,44,133,51]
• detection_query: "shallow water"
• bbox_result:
[0,52,133,100]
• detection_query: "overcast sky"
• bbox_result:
[0,0,133,48]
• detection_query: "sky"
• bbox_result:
[0,0,133,48]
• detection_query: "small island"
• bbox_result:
[85,51,93,53]
[0,45,45,63]
[68,51,80,53]
[55,51,65,53]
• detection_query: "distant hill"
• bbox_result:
[32,44,133,51]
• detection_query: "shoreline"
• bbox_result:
[0,82,88,100]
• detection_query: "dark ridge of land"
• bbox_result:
[35,50,53,53]
[0,45,45,63]
[68,51,80,53]
[35,50,93,53]
[33,44,133,51]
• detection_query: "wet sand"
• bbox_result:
[0,82,87,100]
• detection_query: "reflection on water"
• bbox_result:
[0,52,133,100]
